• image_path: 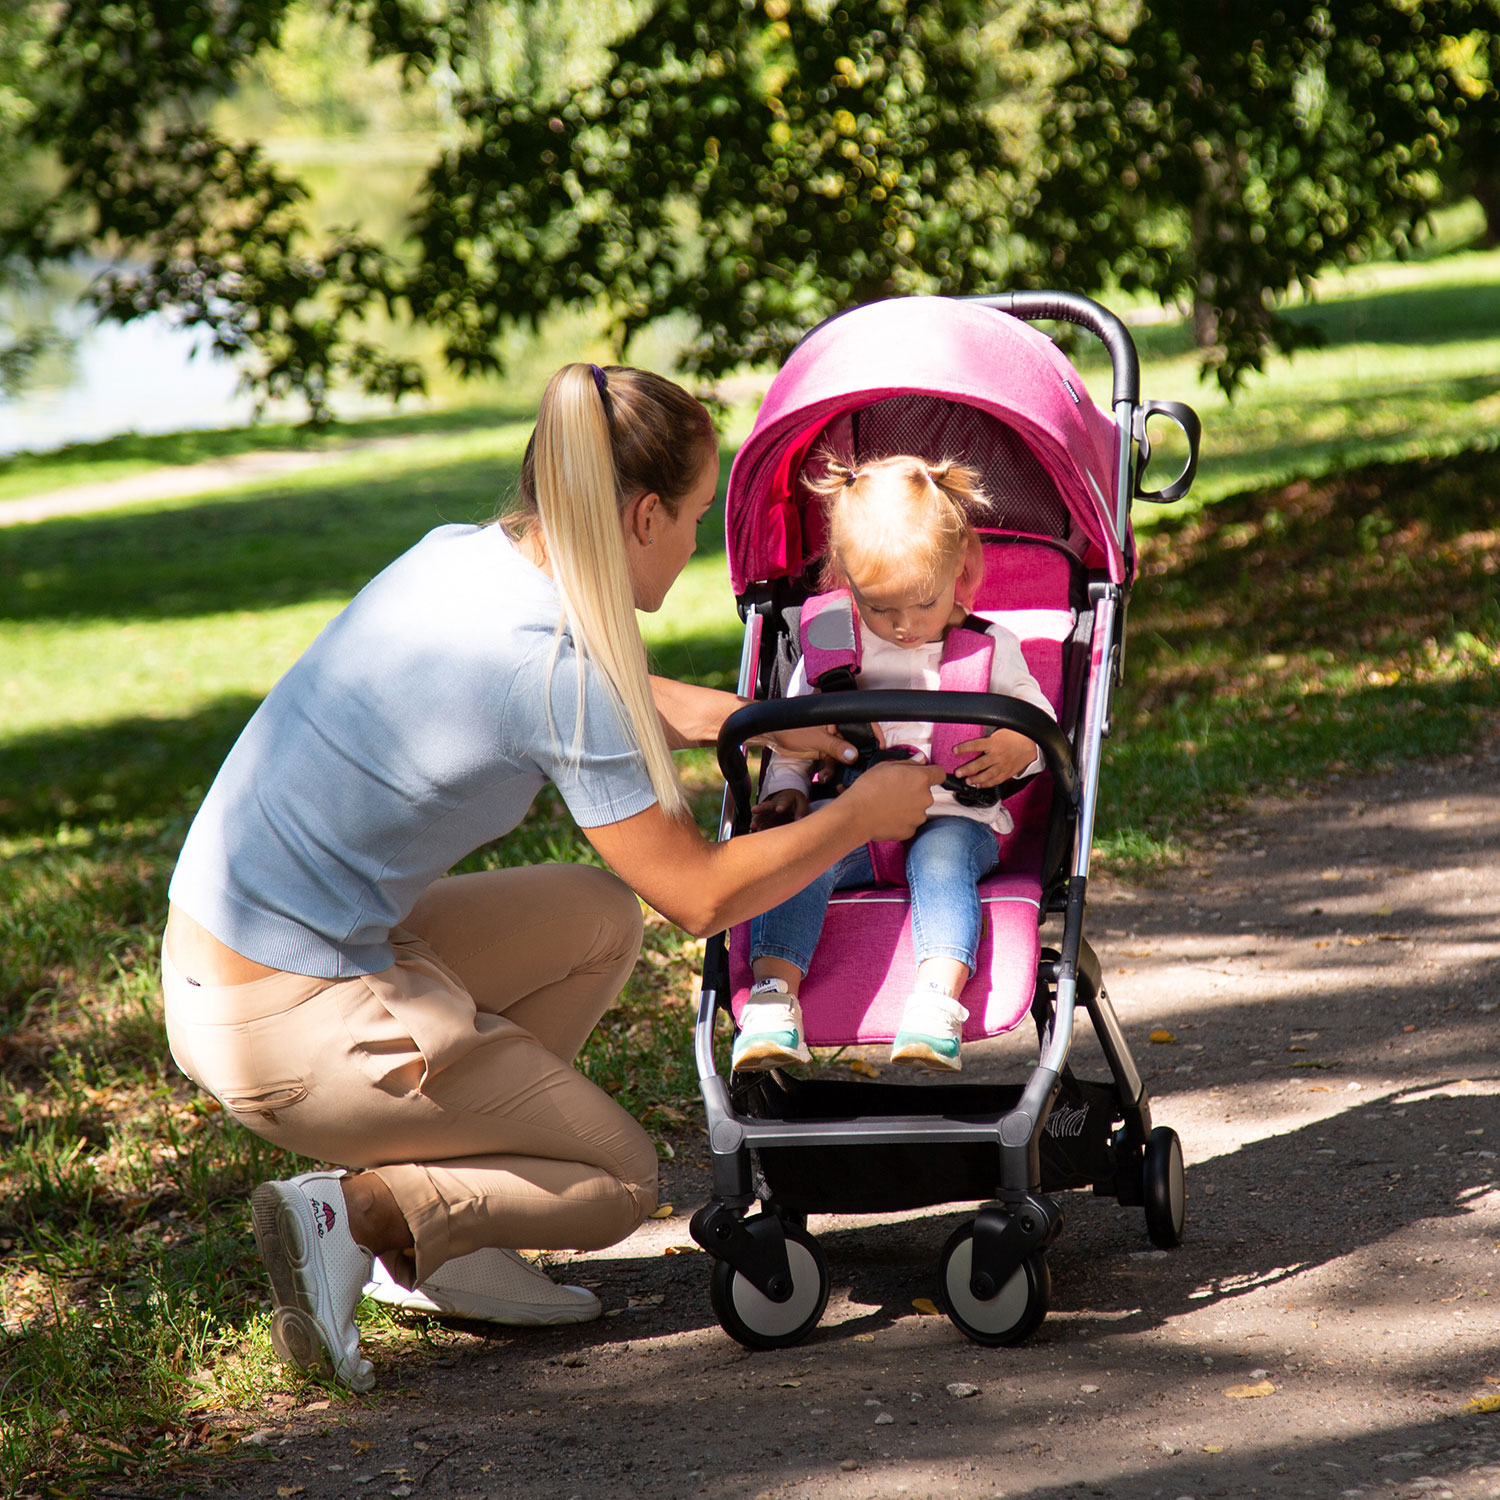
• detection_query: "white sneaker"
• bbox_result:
[732,977,812,1071]
[363,1247,602,1326]
[890,986,969,1073]
[251,1170,375,1391]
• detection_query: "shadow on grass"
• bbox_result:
[0,448,733,628]
[0,695,262,840]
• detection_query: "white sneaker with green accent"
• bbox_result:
[362,1247,601,1325]
[890,987,969,1073]
[251,1169,376,1392]
[732,977,811,1071]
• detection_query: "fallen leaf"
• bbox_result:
[1224,1381,1276,1399]
[663,1244,698,1255]
[1202,1444,1224,1453]
[911,1297,940,1316]
[852,1333,875,1343]
[1314,940,1332,948]
[277,1488,306,1498]
[1465,1394,1500,1414]
[649,1204,675,1219]
[780,1379,802,1388]
[848,1059,881,1078]
[351,1440,374,1454]
[1149,1029,1177,1044]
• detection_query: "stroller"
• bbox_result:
[687,291,1202,1350]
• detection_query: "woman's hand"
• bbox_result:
[750,724,863,764]
[950,728,1039,789]
[750,788,810,830]
[837,762,946,841]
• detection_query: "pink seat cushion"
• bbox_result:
[729,864,1042,1044]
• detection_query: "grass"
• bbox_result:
[2,246,1499,1496]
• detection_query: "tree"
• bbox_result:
[9,0,1497,417]
[406,0,1014,383]
[1003,0,1495,391]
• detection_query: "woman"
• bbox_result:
[162,363,942,1390]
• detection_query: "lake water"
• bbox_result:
[0,303,260,458]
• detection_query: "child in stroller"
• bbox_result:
[734,453,1057,1074]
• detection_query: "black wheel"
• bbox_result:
[1143,1125,1186,1248]
[938,1220,1050,1347]
[709,1217,829,1350]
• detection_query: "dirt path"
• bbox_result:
[0,436,421,527]
[192,732,1500,1500]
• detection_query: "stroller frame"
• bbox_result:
[688,291,1201,1349]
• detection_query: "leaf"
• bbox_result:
[277,1488,306,1497]
[848,1058,881,1078]
[1224,1381,1276,1399]
[1465,1394,1500,1414]
[1149,1029,1176,1044]
[852,1333,875,1343]
[911,1297,940,1316]
[649,1203,675,1219]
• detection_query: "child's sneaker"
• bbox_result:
[890,985,969,1073]
[251,1169,375,1392]
[363,1247,601,1326]
[732,977,811,1072]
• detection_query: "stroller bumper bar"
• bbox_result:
[717,690,1077,833]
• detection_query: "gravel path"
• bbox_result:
[192,729,1500,1500]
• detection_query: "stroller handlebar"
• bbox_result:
[718,690,1077,834]
[967,291,1140,408]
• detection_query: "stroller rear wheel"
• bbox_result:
[938,1220,1050,1347]
[1143,1126,1186,1248]
[709,1216,830,1350]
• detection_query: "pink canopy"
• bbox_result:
[725,297,1126,593]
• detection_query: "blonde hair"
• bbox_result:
[515,363,716,823]
[815,454,983,601]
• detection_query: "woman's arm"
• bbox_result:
[584,760,945,938]
[649,674,859,762]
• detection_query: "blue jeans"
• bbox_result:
[750,815,1000,977]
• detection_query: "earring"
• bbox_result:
[647,537,656,546]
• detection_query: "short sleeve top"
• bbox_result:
[168,524,658,976]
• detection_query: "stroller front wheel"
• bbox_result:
[1143,1126,1187,1248]
[939,1221,1050,1347]
[709,1217,830,1350]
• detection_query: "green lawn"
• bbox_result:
[2,241,1498,1495]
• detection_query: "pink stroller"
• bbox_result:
[688,292,1202,1349]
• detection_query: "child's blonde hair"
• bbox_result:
[511,363,716,823]
[814,454,985,601]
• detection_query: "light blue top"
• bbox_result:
[168,524,658,977]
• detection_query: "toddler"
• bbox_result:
[735,454,1055,1073]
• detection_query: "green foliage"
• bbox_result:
[1007,0,1500,391]
[408,0,1013,379]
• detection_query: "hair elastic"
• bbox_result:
[589,363,609,395]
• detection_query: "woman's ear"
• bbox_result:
[955,534,984,608]
[625,491,662,548]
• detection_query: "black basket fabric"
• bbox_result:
[736,1073,1121,1215]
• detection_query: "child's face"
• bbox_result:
[848,570,962,650]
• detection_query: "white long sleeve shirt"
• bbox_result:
[760,618,1056,834]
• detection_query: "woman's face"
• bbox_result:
[626,448,720,613]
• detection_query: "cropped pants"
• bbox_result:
[161,865,657,1285]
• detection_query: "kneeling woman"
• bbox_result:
[162,363,942,1390]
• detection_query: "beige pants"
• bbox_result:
[162,865,657,1283]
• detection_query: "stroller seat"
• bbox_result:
[727,537,1081,1046]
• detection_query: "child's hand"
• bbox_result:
[751,788,810,830]
[950,728,1038,789]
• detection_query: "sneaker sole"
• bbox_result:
[889,1042,963,1073]
[251,1184,376,1392]
[363,1281,601,1326]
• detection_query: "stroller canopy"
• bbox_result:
[725,297,1126,594]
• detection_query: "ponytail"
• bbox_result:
[523,363,714,823]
